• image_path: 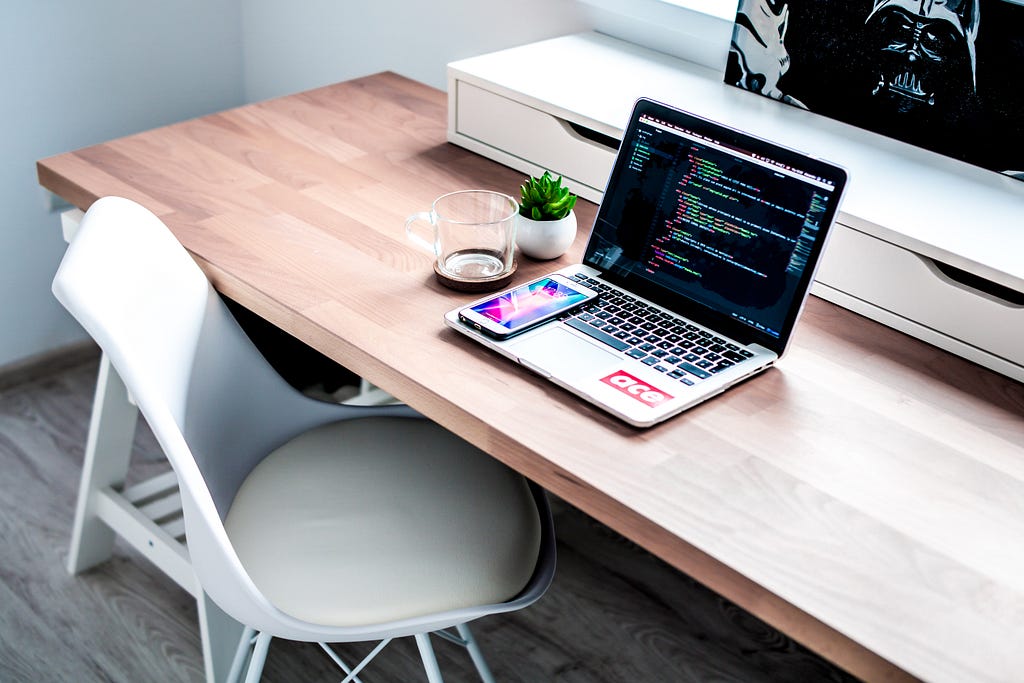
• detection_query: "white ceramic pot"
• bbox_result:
[516,211,577,260]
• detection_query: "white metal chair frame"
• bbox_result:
[53,197,556,682]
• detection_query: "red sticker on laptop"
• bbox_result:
[600,370,674,407]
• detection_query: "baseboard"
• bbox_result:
[0,341,100,392]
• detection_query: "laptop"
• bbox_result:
[445,98,848,427]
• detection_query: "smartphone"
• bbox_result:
[458,274,599,340]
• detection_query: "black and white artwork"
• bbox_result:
[725,0,1024,180]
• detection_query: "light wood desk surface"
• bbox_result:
[38,73,1024,683]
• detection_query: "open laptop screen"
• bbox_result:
[584,98,847,354]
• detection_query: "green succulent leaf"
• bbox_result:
[546,197,569,211]
[517,170,579,220]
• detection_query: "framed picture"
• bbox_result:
[726,0,1024,181]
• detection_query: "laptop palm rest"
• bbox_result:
[508,326,620,378]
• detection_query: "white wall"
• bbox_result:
[240,0,591,99]
[580,0,735,71]
[6,0,729,370]
[0,2,244,369]
[237,0,736,101]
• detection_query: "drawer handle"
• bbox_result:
[561,120,621,152]
[925,258,1024,307]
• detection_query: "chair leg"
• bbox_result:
[321,638,392,683]
[226,626,257,683]
[456,623,496,683]
[199,590,248,683]
[414,633,445,683]
[243,632,272,683]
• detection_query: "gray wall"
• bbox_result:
[240,0,590,100]
[5,0,728,370]
[1,2,244,369]
[2,0,591,371]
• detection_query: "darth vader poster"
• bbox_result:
[725,0,1024,180]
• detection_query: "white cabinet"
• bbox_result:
[448,32,1024,382]
[452,81,616,200]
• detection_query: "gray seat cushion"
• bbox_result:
[224,416,542,627]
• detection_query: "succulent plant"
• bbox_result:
[519,171,577,221]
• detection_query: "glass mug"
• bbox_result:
[405,190,518,280]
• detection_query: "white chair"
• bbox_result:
[52,196,556,682]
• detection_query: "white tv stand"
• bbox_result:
[447,32,1024,383]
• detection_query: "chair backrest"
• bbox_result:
[52,197,353,632]
[53,197,343,511]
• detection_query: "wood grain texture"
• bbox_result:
[1,359,856,682]
[36,72,1024,683]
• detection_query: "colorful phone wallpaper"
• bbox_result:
[472,279,588,329]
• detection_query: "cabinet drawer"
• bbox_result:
[453,82,616,198]
[817,223,1024,369]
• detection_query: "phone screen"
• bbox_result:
[469,277,591,332]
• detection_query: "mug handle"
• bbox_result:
[404,212,436,254]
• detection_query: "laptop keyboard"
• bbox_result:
[562,274,754,385]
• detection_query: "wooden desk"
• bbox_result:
[38,72,1024,683]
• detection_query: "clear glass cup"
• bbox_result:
[405,190,518,280]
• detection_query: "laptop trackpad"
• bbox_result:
[508,326,620,377]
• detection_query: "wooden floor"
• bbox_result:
[0,354,861,682]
